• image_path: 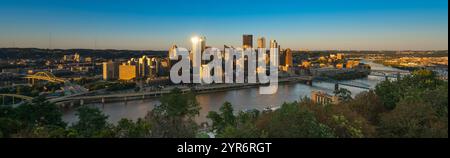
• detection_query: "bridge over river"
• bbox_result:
[2,69,411,107]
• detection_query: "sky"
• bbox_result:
[0,0,448,50]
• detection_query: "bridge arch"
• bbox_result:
[24,71,67,84]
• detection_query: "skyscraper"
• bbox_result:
[200,36,208,65]
[257,37,266,48]
[103,61,119,80]
[270,40,278,49]
[138,56,150,78]
[201,36,206,53]
[243,34,253,49]
[285,48,293,66]
[191,36,203,83]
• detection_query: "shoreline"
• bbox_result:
[59,75,370,109]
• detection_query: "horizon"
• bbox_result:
[0,0,448,50]
[0,47,449,52]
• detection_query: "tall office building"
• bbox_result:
[200,36,209,65]
[200,36,206,53]
[191,36,204,83]
[103,61,119,80]
[152,58,160,77]
[285,48,293,66]
[270,40,278,49]
[138,56,150,78]
[190,36,207,66]
[257,37,266,48]
[243,34,253,49]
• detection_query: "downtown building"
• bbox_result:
[103,55,163,81]
[120,56,161,81]
[102,61,119,80]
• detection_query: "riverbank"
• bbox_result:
[58,76,314,109]
[61,60,413,125]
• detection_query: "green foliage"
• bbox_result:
[376,69,444,110]
[374,69,447,138]
[378,99,447,138]
[0,97,66,138]
[0,118,22,137]
[114,118,152,138]
[14,97,66,128]
[348,91,386,124]
[219,123,266,138]
[303,100,376,138]
[207,102,236,133]
[14,125,69,138]
[146,88,200,138]
[331,115,364,138]
[70,106,112,138]
[209,103,266,138]
[156,88,200,118]
[85,81,136,92]
[259,103,335,138]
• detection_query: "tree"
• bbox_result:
[0,97,67,138]
[146,88,200,138]
[207,102,236,133]
[156,88,200,119]
[114,118,151,138]
[70,106,112,138]
[209,102,265,138]
[14,125,68,138]
[374,70,447,138]
[378,99,447,138]
[348,91,386,124]
[0,118,22,138]
[421,83,448,118]
[376,69,444,110]
[258,102,335,138]
[219,122,266,138]
[303,99,376,138]
[14,97,66,128]
[220,102,236,127]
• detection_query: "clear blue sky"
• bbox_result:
[0,0,448,50]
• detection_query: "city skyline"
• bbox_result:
[0,0,448,51]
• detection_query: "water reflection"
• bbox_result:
[63,61,402,124]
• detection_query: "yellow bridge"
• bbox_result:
[23,71,68,84]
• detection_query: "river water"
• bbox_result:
[62,61,403,124]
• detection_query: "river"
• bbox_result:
[62,61,403,124]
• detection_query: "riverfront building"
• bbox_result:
[103,61,119,80]
[311,91,339,105]
[119,64,137,81]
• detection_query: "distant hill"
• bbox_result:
[0,48,168,60]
